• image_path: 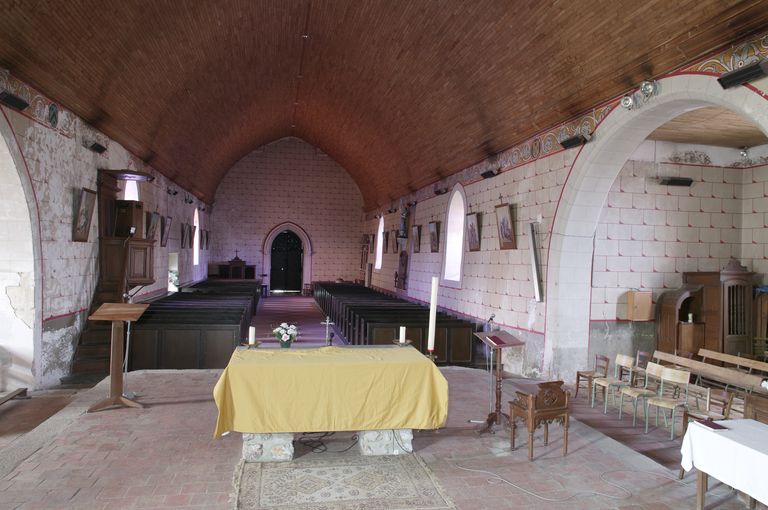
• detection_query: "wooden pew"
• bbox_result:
[130,288,255,370]
[698,348,768,375]
[652,350,766,395]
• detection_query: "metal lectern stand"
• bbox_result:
[472,330,525,434]
[87,303,149,413]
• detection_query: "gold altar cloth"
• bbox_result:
[213,346,448,437]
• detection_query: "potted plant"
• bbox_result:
[273,323,298,348]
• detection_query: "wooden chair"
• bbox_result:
[744,393,768,424]
[644,366,690,439]
[591,353,634,414]
[574,354,609,398]
[682,386,733,436]
[618,361,664,426]
[631,350,651,386]
[510,381,570,461]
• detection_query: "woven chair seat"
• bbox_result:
[621,386,656,399]
[593,376,629,388]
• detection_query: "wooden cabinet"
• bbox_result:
[627,291,653,321]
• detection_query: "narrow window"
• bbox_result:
[442,185,466,283]
[193,208,200,266]
[374,216,384,270]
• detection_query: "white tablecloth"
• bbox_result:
[681,419,768,505]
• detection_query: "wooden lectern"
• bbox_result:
[87,303,149,413]
[473,330,524,434]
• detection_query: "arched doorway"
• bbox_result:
[270,230,303,292]
[262,222,314,294]
[544,73,768,381]
[0,111,41,390]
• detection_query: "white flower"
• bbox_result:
[281,333,290,341]
[273,327,281,334]
[280,323,288,328]
[762,379,768,390]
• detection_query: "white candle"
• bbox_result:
[427,276,438,352]
[688,313,693,323]
[399,326,406,343]
[248,326,256,345]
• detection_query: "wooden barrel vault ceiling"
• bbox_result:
[0,0,767,210]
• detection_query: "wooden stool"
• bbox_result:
[510,380,570,461]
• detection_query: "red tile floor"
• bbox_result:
[0,296,760,508]
[0,365,760,509]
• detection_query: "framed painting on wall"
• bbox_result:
[383,230,389,253]
[146,212,161,240]
[368,234,375,252]
[428,221,440,253]
[180,223,188,248]
[72,187,97,242]
[495,204,515,249]
[466,212,481,252]
[411,225,421,253]
[391,230,399,253]
[160,216,172,247]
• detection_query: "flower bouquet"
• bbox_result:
[273,323,298,348]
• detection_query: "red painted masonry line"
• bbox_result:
[1,105,46,321]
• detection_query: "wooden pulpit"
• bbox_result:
[87,303,149,413]
[473,330,525,433]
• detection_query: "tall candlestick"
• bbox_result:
[399,326,406,343]
[248,326,256,345]
[427,276,438,352]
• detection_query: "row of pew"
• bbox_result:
[314,282,475,365]
[129,281,261,370]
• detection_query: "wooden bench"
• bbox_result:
[652,350,766,395]
[698,348,768,375]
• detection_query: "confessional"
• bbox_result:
[656,259,755,355]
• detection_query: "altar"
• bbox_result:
[213,345,448,460]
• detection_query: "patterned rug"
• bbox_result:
[233,454,455,510]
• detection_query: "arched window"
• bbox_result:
[442,184,466,284]
[374,216,384,270]
[123,180,139,201]
[193,208,200,266]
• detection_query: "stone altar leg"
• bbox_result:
[358,429,413,455]
[242,433,294,462]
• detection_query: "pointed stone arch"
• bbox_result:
[262,222,313,291]
[544,73,768,380]
[0,110,42,390]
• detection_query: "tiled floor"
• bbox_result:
[0,389,75,449]
[0,366,759,510]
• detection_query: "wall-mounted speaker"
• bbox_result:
[560,133,591,149]
[0,90,29,111]
[659,177,693,186]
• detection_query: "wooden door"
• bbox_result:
[723,283,752,355]
[270,231,303,291]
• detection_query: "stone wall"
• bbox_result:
[0,70,207,389]
[211,137,364,285]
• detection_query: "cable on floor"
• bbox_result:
[452,463,735,503]
[298,432,359,453]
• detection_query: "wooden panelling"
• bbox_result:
[1,2,767,208]
[648,106,768,148]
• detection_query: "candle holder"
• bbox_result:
[425,351,437,363]
[240,341,261,349]
[392,339,413,346]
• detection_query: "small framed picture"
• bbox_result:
[495,204,515,250]
[428,221,440,253]
[383,230,389,253]
[411,225,421,253]
[72,188,97,242]
[161,216,172,247]
[391,230,398,253]
[180,223,188,248]
[145,212,161,240]
[368,234,375,252]
[466,212,481,252]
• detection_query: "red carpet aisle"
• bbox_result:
[251,295,342,347]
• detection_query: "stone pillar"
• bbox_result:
[242,433,294,462]
[358,429,413,455]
